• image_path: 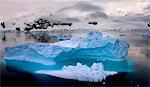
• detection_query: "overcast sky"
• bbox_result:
[0,0,150,21]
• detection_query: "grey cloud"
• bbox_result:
[128,14,150,22]
[89,11,108,18]
[58,1,108,20]
[145,5,150,10]
[147,6,150,9]
[58,1,103,12]
[63,17,80,22]
[73,1,103,12]
[143,5,150,12]
[119,14,150,22]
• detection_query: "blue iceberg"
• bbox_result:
[4,32,129,66]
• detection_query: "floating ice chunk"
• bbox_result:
[36,62,117,82]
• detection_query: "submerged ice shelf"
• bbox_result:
[36,62,117,82]
[4,31,129,65]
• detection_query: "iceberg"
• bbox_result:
[4,31,129,65]
[36,62,117,82]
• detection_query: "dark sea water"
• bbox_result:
[0,58,149,86]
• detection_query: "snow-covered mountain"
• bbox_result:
[1,6,149,31]
[2,8,55,30]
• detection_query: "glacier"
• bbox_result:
[36,62,117,82]
[4,31,129,65]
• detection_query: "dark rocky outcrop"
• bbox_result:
[88,22,98,25]
[147,23,150,27]
[1,22,6,28]
[2,32,6,41]
[16,27,21,32]
[24,18,73,31]
[60,23,72,26]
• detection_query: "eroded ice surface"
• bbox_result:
[4,32,129,65]
[36,62,117,82]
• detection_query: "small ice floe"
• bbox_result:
[36,62,117,82]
